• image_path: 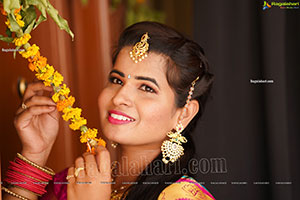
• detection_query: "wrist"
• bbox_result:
[20,148,51,166]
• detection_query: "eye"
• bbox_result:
[140,84,156,93]
[109,76,123,85]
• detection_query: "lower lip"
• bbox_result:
[108,115,134,125]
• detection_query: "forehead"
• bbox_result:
[113,47,168,84]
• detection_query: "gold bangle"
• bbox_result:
[1,186,32,200]
[16,153,55,176]
[7,184,42,197]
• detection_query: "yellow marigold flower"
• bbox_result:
[62,107,82,122]
[69,117,87,131]
[35,64,54,82]
[52,84,70,102]
[16,19,25,27]
[51,71,64,87]
[13,34,31,47]
[57,96,75,111]
[80,128,98,143]
[14,8,24,27]
[15,13,22,20]
[28,51,40,63]
[5,19,11,29]
[20,44,39,59]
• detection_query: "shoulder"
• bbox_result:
[157,176,215,200]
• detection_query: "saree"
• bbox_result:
[40,169,215,200]
[157,175,215,200]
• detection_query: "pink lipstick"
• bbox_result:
[108,110,135,125]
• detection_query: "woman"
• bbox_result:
[2,22,215,200]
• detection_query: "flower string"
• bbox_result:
[1,4,106,153]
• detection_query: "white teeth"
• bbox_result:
[110,113,134,121]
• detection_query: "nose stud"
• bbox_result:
[127,74,131,79]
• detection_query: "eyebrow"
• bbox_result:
[134,76,160,89]
[110,69,125,77]
[109,69,160,89]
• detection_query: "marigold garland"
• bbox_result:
[0,1,106,152]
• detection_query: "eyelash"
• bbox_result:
[109,76,157,94]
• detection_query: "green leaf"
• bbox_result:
[25,0,47,18]
[33,14,46,29]
[3,0,20,14]
[8,13,22,32]
[22,5,37,28]
[6,28,12,37]
[24,16,35,34]
[25,0,74,40]
[0,34,14,42]
[45,0,74,40]
[13,46,21,59]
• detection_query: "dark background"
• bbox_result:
[191,0,300,199]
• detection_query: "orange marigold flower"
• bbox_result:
[97,138,106,147]
[35,56,47,71]
[57,96,75,111]
[28,62,36,71]
[14,7,22,14]
[0,8,7,16]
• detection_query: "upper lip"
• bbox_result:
[108,110,136,121]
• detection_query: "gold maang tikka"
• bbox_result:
[161,76,200,164]
[129,32,150,63]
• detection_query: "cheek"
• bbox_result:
[98,88,110,117]
[139,99,175,135]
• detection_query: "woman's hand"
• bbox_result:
[14,81,59,165]
[67,146,112,200]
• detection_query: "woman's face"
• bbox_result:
[98,47,181,147]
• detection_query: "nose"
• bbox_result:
[112,84,134,107]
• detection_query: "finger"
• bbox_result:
[23,82,53,102]
[14,106,57,130]
[16,96,56,115]
[95,146,111,176]
[75,156,86,180]
[83,152,99,178]
[67,166,76,184]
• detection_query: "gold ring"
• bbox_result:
[74,167,84,177]
[21,102,28,110]
[66,174,75,180]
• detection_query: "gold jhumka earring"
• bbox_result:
[129,32,150,63]
[161,76,200,164]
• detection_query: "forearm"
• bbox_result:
[2,152,55,200]
[3,186,39,200]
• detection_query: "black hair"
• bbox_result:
[112,21,214,200]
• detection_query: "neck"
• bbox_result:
[113,143,161,184]
[119,143,161,176]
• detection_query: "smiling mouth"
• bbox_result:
[108,110,135,124]
[110,113,134,121]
